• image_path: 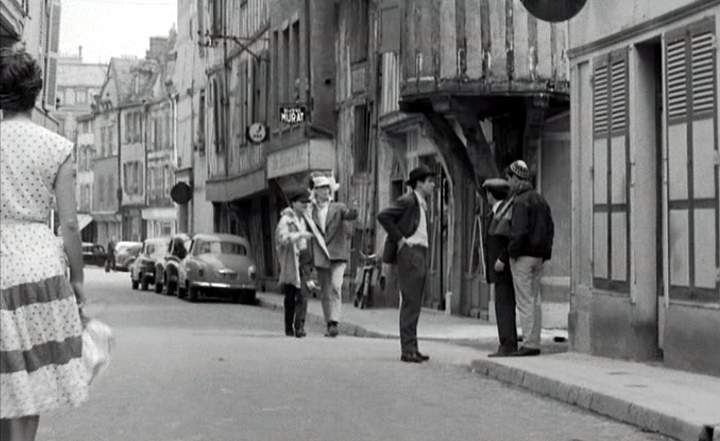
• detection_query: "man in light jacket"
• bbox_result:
[276,188,316,338]
[310,175,358,337]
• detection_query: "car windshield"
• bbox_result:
[146,242,168,256]
[196,241,246,256]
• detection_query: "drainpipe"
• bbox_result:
[223,4,230,178]
[117,108,123,240]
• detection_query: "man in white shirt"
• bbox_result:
[377,165,435,363]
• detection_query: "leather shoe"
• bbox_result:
[488,346,517,358]
[415,351,430,361]
[400,352,423,363]
[295,329,306,338]
[512,346,541,356]
[325,323,339,338]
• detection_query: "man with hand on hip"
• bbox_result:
[310,175,358,337]
[377,165,435,363]
[506,160,554,356]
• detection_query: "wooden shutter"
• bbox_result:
[592,49,630,292]
[665,18,719,303]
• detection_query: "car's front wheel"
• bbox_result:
[165,274,176,296]
[241,289,256,305]
[188,284,199,302]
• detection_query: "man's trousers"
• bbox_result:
[397,245,427,354]
[509,256,544,349]
[317,262,346,324]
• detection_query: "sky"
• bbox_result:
[59,0,177,63]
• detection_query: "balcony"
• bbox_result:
[206,143,268,202]
[399,0,569,111]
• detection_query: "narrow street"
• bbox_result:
[38,268,672,441]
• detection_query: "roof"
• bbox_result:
[56,61,107,87]
[192,233,250,245]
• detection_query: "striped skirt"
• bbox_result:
[1,223,88,418]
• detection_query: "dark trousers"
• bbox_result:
[494,279,518,352]
[397,245,427,354]
[282,283,307,333]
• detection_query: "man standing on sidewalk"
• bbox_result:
[377,165,435,363]
[310,175,358,338]
[506,160,554,356]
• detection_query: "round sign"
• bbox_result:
[170,182,193,204]
[520,0,587,22]
[246,122,268,144]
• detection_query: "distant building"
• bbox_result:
[52,47,106,141]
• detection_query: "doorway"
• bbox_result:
[635,39,664,358]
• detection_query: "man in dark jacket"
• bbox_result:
[482,178,518,357]
[507,160,554,356]
[377,165,435,363]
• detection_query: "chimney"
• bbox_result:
[78,45,82,60]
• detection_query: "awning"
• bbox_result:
[206,168,267,202]
[141,207,177,221]
[78,214,93,231]
[91,212,122,223]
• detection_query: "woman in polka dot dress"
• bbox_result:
[1,48,89,440]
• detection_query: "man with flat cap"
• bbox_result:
[310,175,358,338]
[506,160,554,356]
[377,164,435,363]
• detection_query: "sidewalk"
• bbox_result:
[257,291,720,441]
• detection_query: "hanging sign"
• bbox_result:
[246,122,268,144]
[279,105,306,125]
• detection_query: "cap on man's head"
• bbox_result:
[406,164,434,186]
[288,187,311,203]
[312,175,332,189]
[508,160,530,180]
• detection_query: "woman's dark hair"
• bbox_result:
[0,48,43,112]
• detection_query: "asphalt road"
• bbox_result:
[36,267,673,441]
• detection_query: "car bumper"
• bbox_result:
[191,281,256,290]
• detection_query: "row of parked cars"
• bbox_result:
[82,241,142,271]
[128,233,258,304]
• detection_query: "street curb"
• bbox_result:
[469,359,713,441]
[255,297,394,340]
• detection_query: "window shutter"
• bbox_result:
[665,18,719,303]
[592,49,630,292]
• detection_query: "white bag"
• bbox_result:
[81,316,114,385]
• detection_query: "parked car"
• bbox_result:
[178,233,257,303]
[130,237,171,290]
[155,233,191,295]
[82,242,106,267]
[115,241,142,271]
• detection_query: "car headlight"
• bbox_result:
[248,265,256,280]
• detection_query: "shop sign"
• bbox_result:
[279,105,306,125]
[267,142,309,178]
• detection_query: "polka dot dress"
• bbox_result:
[1,118,89,419]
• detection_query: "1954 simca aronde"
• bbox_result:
[178,233,258,303]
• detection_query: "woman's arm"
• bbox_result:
[55,155,85,305]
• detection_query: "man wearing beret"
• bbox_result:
[506,160,554,356]
[310,175,358,338]
[377,165,435,363]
